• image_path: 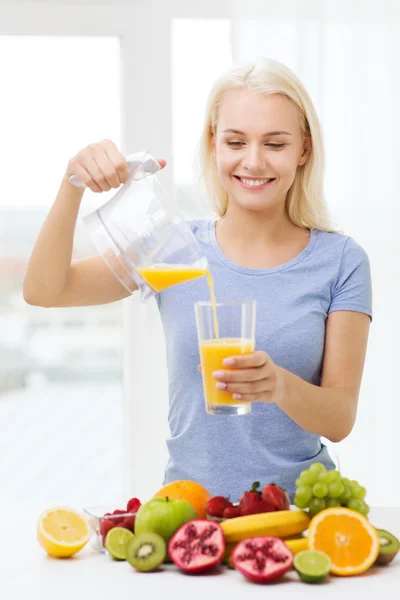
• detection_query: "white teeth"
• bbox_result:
[239,177,271,187]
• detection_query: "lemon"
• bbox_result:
[37,506,91,558]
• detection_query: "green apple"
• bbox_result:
[134,497,197,543]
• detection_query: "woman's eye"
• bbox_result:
[226,141,286,149]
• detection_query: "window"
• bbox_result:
[172,19,233,218]
[0,36,124,508]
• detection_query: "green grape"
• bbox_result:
[318,470,340,485]
[327,481,345,499]
[361,502,370,516]
[295,477,302,488]
[309,497,326,515]
[347,498,364,513]
[339,485,352,505]
[299,469,317,486]
[352,485,367,500]
[295,485,313,506]
[312,482,329,498]
[309,462,326,475]
[294,493,309,509]
[341,477,351,487]
[325,498,341,508]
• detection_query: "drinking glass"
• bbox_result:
[195,300,256,416]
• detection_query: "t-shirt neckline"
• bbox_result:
[208,219,318,275]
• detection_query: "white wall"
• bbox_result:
[232,0,400,506]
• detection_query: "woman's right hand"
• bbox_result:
[66,139,166,194]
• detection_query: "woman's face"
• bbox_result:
[212,90,310,214]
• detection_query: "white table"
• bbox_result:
[1,506,399,600]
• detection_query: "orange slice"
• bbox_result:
[308,507,380,576]
[37,506,91,558]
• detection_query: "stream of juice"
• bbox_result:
[138,264,253,407]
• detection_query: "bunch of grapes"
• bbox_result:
[294,463,369,517]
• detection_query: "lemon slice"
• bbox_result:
[37,506,91,558]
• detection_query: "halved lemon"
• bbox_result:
[308,507,380,576]
[37,506,91,558]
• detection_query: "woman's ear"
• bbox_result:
[298,135,312,166]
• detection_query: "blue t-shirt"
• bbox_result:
[156,220,372,501]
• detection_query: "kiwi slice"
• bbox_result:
[126,532,166,572]
[375,528,400,565]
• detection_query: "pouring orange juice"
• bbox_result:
[138,266,220,339]
[138,263,256,416]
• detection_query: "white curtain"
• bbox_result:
[232,0,400,505]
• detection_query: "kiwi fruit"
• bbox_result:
[126,532,166,572]
[375,528,400,565]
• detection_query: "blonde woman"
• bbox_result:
[23,58,372,503]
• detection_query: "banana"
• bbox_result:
[220,509,310,543]
[284,536,309,555]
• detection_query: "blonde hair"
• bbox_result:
[197,58,336,232]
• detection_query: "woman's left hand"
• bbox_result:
[212,350,285,404]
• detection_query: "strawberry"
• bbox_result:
[238,481,261,511]
[120,515,136,531]
[261,483,290,511]
[206,496,233,518]
[126,497,141,513]
[240,499,275,516]
[223,506,242,519]
[99,517,115,546]
[111,509,125,525]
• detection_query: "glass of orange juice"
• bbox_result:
[195,300,256,416]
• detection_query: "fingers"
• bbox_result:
[212,367,266,383]
[67,139,167,194]
[216,380,268,395]
[222,350,268,369]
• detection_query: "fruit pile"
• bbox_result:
[206,481,290,519]
[294,463,369,517]
[36,469,400,584]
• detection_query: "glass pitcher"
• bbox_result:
[70,150,208,301]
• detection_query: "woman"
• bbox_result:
[23,58,372,501]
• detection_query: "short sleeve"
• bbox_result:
[328,237,372,320]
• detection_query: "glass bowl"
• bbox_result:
[83,505,138,553]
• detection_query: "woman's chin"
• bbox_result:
[230,196,279,213]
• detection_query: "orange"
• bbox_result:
[308,507,380,576]
[37,506,91,558]
[153,480,211,519]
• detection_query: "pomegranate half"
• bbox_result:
[231,536,293,583]
[168,519,225,574]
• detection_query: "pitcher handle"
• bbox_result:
[69,150,161,189]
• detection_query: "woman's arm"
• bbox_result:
[212,310,370,443]
[277,311,370,442]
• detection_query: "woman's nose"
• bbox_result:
[242,146,266,173]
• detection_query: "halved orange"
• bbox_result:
[153,480,211,519]
[308,507,380,576]
[37,506,91,558]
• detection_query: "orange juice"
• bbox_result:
[138,265,220,338]
[137,264,208,292]
[206,271,219,339]
[199,338,255,406]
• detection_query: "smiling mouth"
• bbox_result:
[233,175,276,189]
